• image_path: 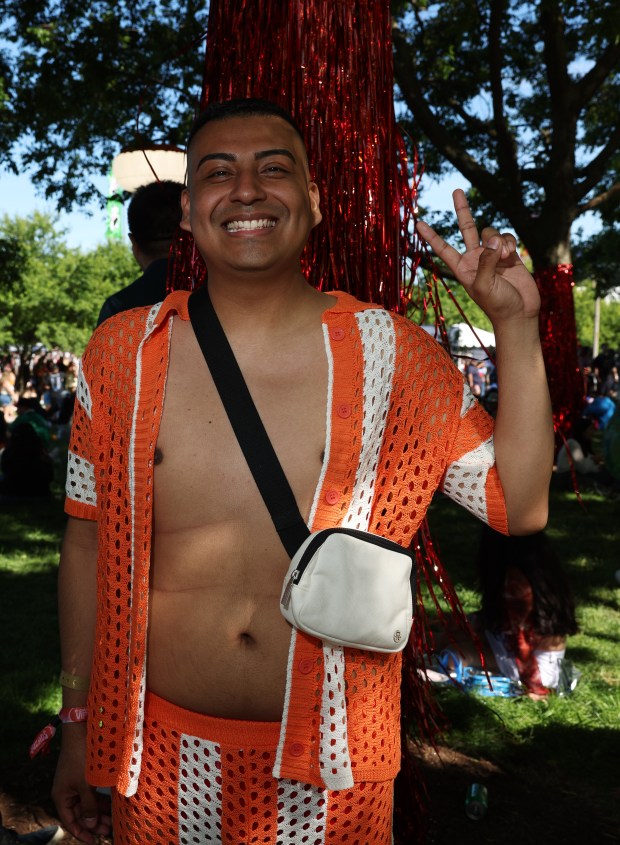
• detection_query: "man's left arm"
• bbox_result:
[492,313,553,533]
[418,190,554,535]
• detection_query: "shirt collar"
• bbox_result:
[149,286,376,333]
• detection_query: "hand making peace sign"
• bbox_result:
[416,189,541,325]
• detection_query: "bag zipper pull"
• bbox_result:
[281,569,300,609]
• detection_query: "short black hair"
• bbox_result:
[128,180,184,254]
[187,98,305,150]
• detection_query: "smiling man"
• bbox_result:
[52,99,553,844]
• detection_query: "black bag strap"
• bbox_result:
[188,284,311,558]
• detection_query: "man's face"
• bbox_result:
[181,115,322,279]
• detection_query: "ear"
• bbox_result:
[308,181,322,228]
[180,188,192,232]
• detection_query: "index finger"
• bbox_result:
[416,220,463,275]
[453,189,480,252]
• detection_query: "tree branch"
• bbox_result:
[446,97,494,136]
[576,182,620,215]
[488,0,522,196]
[576,123,620,199]
[572,41,620,111]
[392,26,531,230]
[540,1,576,201]
[541,0,571,113]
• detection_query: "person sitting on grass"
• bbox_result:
[0,422,54,499]
[437,526,579,699]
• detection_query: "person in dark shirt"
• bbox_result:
[97,180,184,325]
[0,422,54,498]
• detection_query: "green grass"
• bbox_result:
[0,480,618,831]
[0,496,66,771]
[423,485,620,807]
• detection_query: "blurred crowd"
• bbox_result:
[1,338,619,501]
[559,343,620,490]
[456,341,620,491]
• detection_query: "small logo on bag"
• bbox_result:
[393,631,402,643]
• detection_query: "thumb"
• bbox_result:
[79,787,100,828]
[472,237,504,289]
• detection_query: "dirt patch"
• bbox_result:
[417,744,620,845]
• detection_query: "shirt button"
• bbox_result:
[336,403,351,419]
[298,658,314,675]
[330,327,346,341]
[289,742,305,757]
[325,490,340,505]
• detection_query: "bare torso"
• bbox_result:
[148,296,330,719]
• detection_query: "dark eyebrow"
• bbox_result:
[194,152,235,173]
[255,148,297,164]
[194,148,296,173]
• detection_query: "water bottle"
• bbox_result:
[465,783,488,820]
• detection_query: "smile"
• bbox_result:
[224,218,277,232]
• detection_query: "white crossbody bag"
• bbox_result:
[189,286,416,653]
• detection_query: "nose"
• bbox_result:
[228,167,267,205]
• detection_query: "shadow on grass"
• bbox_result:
[431,686,619,790]
[415,684,620,844]
[0,499,65,782]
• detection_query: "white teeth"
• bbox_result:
[225,218,276,231]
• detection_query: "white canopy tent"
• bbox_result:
[419,322,495,351]
[446,322,495,351]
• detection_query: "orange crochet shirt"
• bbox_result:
[65,289,507,796]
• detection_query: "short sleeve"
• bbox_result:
[439,380,508,533]
[65,347,98,520]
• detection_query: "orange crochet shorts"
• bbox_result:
[112,691,393,845]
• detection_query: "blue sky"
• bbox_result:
[0,169,113,250]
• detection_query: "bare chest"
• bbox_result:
[153,317,328,536]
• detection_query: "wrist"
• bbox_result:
[30,707,88,758]
[59,706,88,724]
[59,669,90,692]
[493,315,542,351]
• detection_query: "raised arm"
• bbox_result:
[417,190,554,534]
[52,516,111,844]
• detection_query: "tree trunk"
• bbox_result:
[534,264,583,439]
[517,223,583,438]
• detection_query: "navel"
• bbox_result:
[239,632,256,647]
[154,447,164,465]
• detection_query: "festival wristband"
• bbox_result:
[29,707,88,759]
[59,706,88,723]
[59,670,90,691]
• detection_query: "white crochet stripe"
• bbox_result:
[65,450,97,507]
[178,736,222,843]
[124,302,161,796]
[124,663,146,797]
[276,780,328,842]
[460,380,477,418]
[75,366,92,419]
[272,626,298,779]
[341,309,395,531]
[442,435,495,523]
[319,644,353,790]
[124,313,173,795]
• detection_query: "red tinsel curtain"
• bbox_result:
[535,264,584,438]
[167,4,475,842]
[170,0,421,312]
